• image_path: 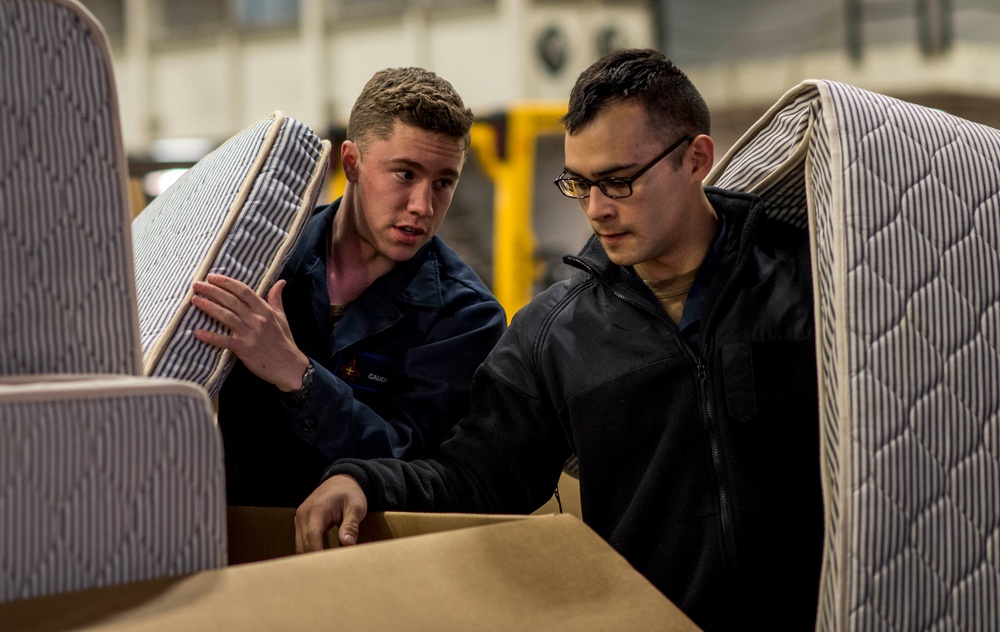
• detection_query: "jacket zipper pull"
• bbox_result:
[696,358,712,429]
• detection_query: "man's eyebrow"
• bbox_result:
[388,157,460,179]
[563,161,637,179]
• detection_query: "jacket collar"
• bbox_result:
[293,198,445,310]
[282,198,447,357]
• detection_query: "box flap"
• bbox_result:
[226,508,532,565]
[1,514,699,631]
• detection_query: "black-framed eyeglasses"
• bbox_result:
[553,135,694,200]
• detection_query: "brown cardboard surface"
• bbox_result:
[227,471,581,565]
[226,505,297,565]
[1,514,700,631]
[226,507,533,565]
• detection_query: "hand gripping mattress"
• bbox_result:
[0,376,226,603]
[132,112,331,399]
[0,0,141,377]
[707,81,1000,631]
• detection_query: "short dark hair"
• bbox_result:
[562,49,710,159]
[347,67,474,152]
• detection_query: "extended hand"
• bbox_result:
[191,274,308,391]
[295,474,369,552]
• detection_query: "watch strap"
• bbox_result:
[287,359,315,406]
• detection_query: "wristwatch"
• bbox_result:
[288,360,315,406]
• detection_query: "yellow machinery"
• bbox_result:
[469,103,566,320]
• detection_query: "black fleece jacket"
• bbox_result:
[326,188,823,631]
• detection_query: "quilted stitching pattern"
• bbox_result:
[0,0,140,377]
[830,83,1000,631]
[708,80,1000,631]
[0,378,226,603]
[133,113,329,399]
[1,0,227,606]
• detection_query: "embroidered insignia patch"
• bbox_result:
[335,350,394,392]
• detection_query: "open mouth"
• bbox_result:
[394,225,426,243]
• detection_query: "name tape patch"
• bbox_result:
[335,350,394,393]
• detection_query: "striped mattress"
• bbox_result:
[707,80,1000,631]
[133,112,331,399]
[0,376,226,603]
[0,0,140,377]
[0,0,228,603]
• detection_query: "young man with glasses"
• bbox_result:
[295,49,822,631]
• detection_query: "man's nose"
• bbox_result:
[583,186,616,221]
[408,181,434,217]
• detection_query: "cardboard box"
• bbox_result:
[1,511,700,631]
[226,470,583,565]
[226,505,533,565]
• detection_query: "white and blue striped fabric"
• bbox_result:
[0,376,226,603]
[1,0,230,606]
[0,0,141,377]
[708,80,1000,631]
[133,113,331,400]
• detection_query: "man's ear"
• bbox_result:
[688,134,715,182]
[341,140,361,182]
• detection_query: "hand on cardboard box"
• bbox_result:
[295,474,369,552]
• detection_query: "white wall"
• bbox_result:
[689,42,1000,115]
[109,0,655,155]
